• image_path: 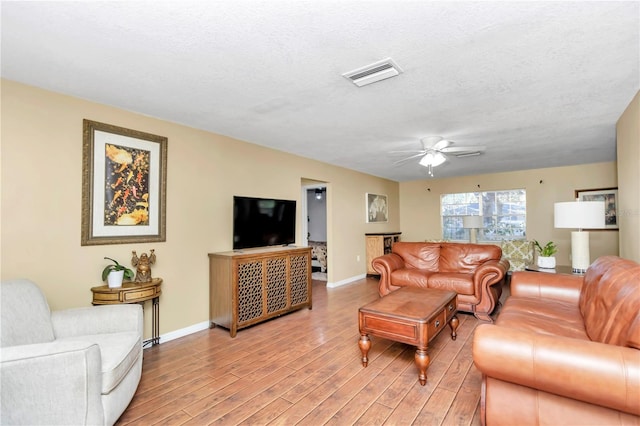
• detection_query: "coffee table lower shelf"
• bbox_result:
[358,287,459,386]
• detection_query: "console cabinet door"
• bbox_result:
[236,258,266,326]
[265,255,289,315]
[289,252,311,308]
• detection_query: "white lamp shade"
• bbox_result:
[554,201,605,229]
[462,216,484,229]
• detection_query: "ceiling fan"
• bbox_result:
[392,136,486,176]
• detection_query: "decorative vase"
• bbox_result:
[107,270,125,288]
[537,256,556,269]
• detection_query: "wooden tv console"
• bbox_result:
[208,246,312,337]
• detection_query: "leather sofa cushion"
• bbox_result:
[484,376,640,425]
[497,297,588,340]
[428,273,474,295]
[439,243,502,273]
[579,256,640,348]
[391,269,433,288]
[392,242,440,270]
[389,270,474,295]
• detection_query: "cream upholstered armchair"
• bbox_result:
[0,279,143,425]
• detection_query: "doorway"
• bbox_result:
[301,182,328,281]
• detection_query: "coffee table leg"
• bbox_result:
[359,333,371,367]
[449,315,459,341]
[415,348,430,386]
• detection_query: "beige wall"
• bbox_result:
[616,90,640,262]
[0,80,400,338]
[399,162,619,267]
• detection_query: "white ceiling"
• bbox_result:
[2,1,638,182]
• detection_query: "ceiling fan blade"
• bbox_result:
[392,152,426,165]
[432,139,452,151]
[420,136,444,149]
[389,149,427,154]
[440,146,486,153]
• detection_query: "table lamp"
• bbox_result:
[462,215,484,244]
[554,200,605,273]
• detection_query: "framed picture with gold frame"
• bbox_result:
[81,119,167,245]
[575,187,618,230]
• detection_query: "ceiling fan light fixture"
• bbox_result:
[419,151,446,177]
[419,152,446,167]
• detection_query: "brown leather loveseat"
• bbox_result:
[372,242,509,322]
[473,256,640,425]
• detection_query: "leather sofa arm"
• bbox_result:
[0,340,104,425]
[372,253,405,296]
[473,324,640,416]
[473,258,509,287]
[470,258,509,320]
[510,271,583,304]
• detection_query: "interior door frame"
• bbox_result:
[300,183,327,248]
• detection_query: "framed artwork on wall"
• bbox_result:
[81,119,168,245]
[575,187,618,230]
[366,193,388,223]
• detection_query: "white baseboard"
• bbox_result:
[146,274,367,346]
[146,320,210,347]
[326,273,366,288]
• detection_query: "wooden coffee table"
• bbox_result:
[358,287,458,386]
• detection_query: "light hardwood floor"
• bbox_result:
[117,277,503,426]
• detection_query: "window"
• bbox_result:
[441,189,526,242]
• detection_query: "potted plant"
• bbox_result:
[533,240,558,269]
[102,257,135,288]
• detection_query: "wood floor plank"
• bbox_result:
[324,344,412,426]
[119,373,238,424]
[114,277,506,426]
[182,366,298,424]
[236,397,294,426]
[151,410,193,426]
[353,401,393,425]
[269,363,381,424]
[413,387,457,426]
[440,351,483,426]
[294,363,383,425]
[381,355,452,425]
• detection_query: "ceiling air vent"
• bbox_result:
[342,58,403,87]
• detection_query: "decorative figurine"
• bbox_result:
[131,249,156,283]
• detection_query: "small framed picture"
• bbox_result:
[366,193,388,223]
[575,187,618,230]
[81,119,168,245]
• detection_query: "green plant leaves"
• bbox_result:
[533,240,558,257]
[102,257,135,282]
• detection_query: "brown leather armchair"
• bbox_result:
[473,256,640,425]
[372,242,509,322]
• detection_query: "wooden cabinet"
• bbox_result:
[208,246,312,337]
[365,232,401,274]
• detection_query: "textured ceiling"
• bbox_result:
[2,1,639,181]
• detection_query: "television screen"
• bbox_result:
[233,196,296,250]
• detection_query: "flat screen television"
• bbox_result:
[233,196,296,250]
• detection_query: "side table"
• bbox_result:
[91,278,162,347]
[524,264,584,276]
